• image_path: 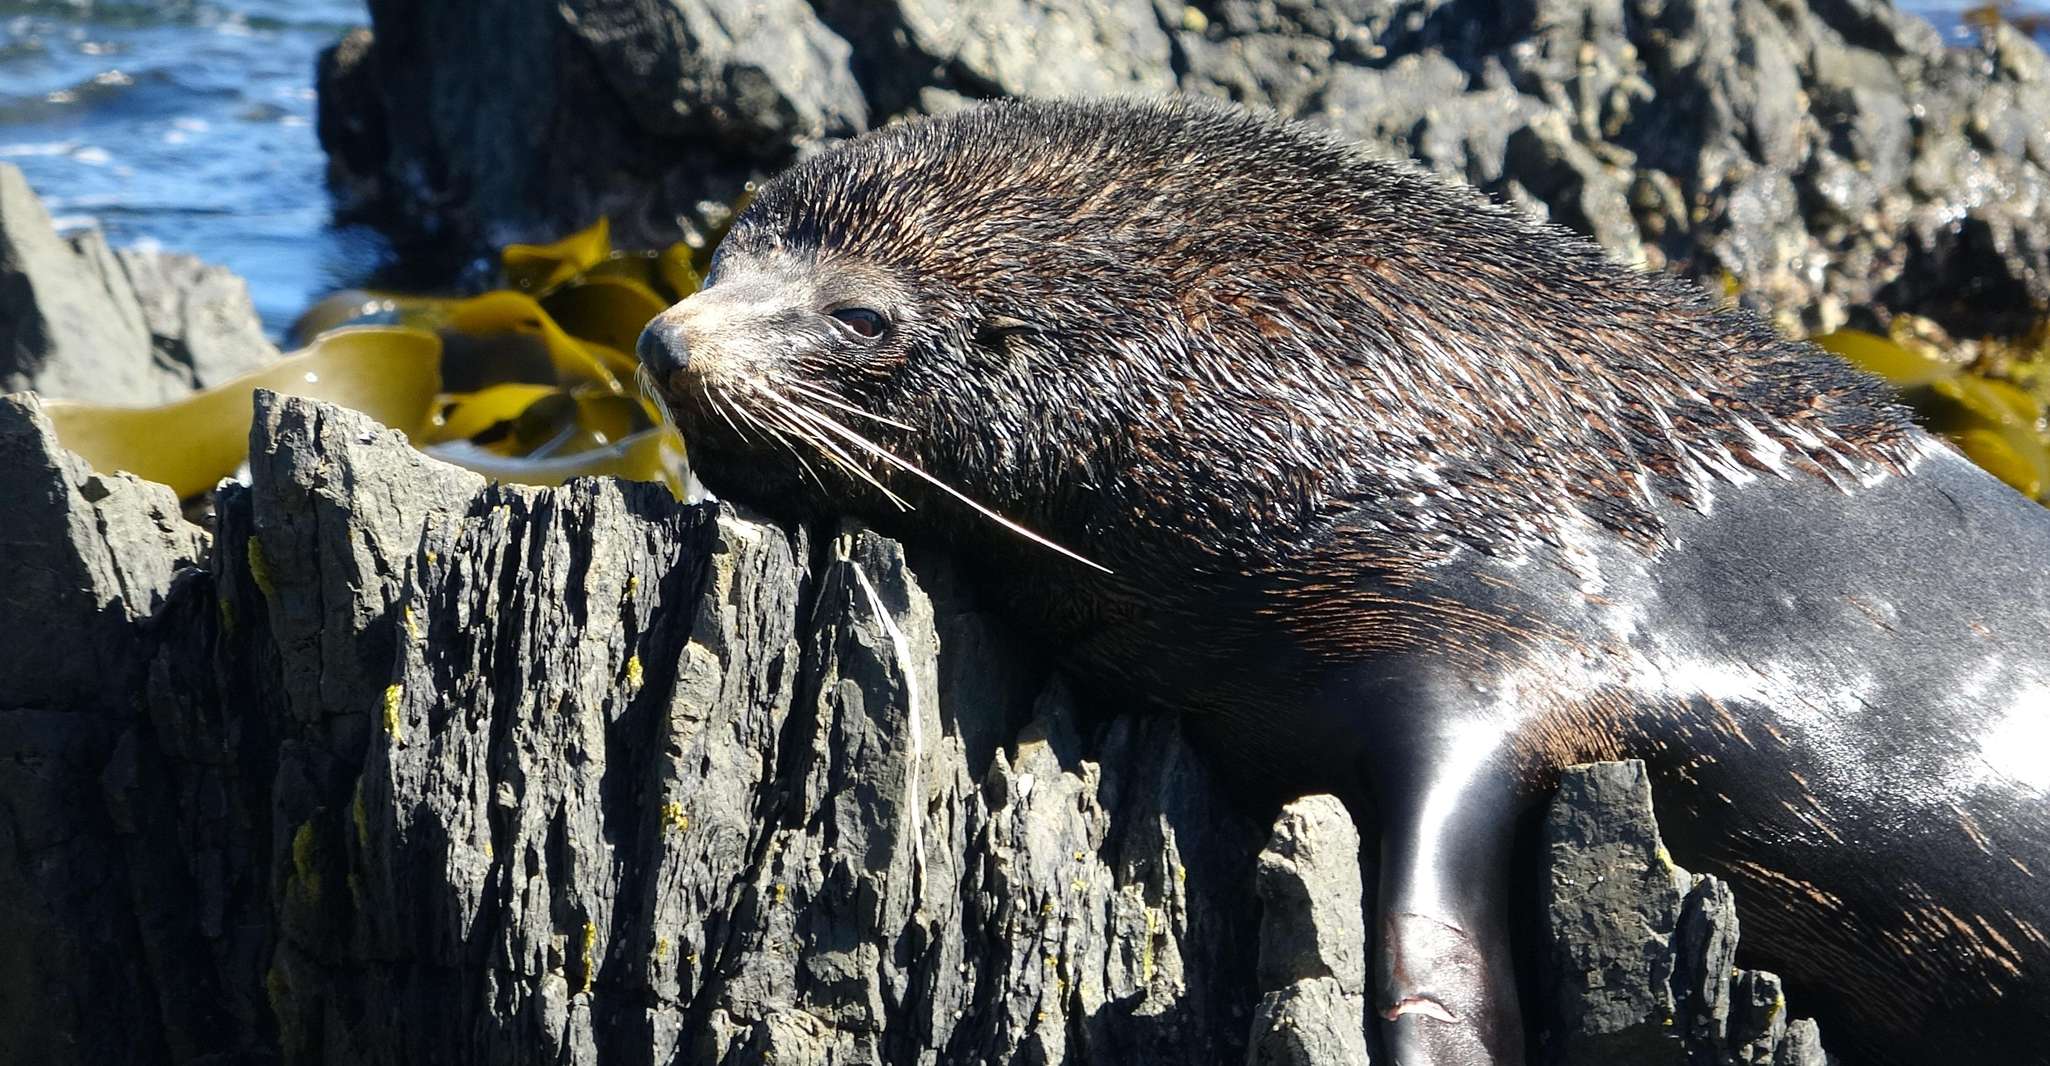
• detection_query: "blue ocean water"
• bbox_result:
[0,0,383,337]
[0,1,2027,344]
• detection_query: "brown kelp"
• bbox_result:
[47,218,706,500]
[1816,321,2050,502]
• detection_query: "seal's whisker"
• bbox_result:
[703,381,756,445]
[764,386,1114,575]
[776,378,918,432]
[791,429,915,511]
[635,365,668,421]
[753,394,913,511]
[751,386,913,510]
[749,409,831,492]
[716,383,826,490]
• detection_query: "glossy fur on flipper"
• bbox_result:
[637,97,2050,1064]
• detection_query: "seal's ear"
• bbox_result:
[972,315,1038,369]
[975,315,1037,347]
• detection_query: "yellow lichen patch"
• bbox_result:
[403,604,422,643]
[290,820,321,900]
[653,936,670,963]
[382,684,403,739]
[265,962,294,1041]
[578,921,598,995]
[625,654,644,692]
[246,537,276,602]
[660,801,689,833]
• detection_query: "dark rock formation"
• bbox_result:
[0,162,277,404]
[318,0,2050,336]
[0,381,1830,1064]
[1541,762,1827,1066]
[0,389,1266,1064]
[315,0,866,254]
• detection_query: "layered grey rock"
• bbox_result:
[0,392,1264,1064]
[319,0,2050,335]
[0,389,1834,1064]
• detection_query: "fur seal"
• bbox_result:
[636,97,2050,1065]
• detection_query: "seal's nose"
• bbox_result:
[636,312,689,382]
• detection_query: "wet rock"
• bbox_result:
[314,27,385,211]
[560,0,867,144]
[316,1,863,252]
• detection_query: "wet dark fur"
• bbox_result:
[645,98,2050,1065]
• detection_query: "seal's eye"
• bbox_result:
[829,307,887,339]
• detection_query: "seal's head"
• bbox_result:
[638,97,1916,585]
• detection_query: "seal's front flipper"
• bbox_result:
[1332,665,1528,1066]
[1373,771,1525,1066]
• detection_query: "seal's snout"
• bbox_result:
[637,310,690,386]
